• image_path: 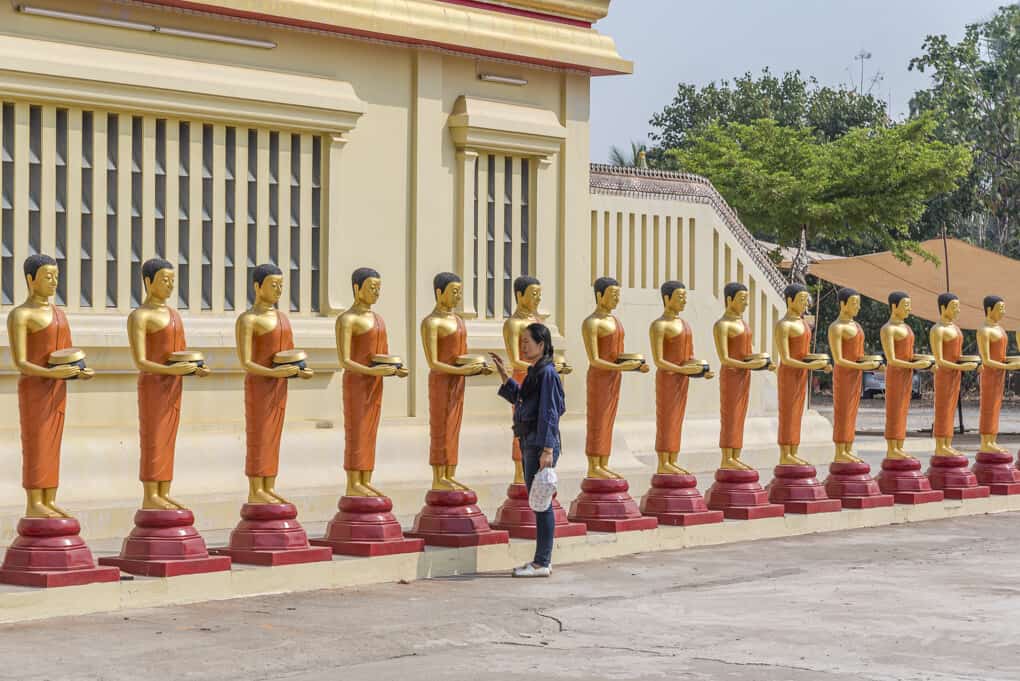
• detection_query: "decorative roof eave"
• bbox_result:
[588,164,787,295]
[129,0,633,76]
[445,0,611,24]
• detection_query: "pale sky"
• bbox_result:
[590,0,1010,162]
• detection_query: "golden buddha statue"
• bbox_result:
[880,291,932,460]
[582,277,649,480]
[773,283,829,466]
[421,272,486,491]
[337,267,407,498]
[649,280,713,476]
[929,293,978,457]
[127,258,210,511]
[976,296,1020,453]
[8,254,94,518]
[713,282,770,471]
[827,288,882,463]
[235,263,313,505]
[502,275,543,485]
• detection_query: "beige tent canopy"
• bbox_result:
[808,238,1020,331]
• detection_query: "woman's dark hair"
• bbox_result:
[525,322,554,363]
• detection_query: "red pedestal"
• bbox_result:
[213,503,333,566]
[490,483,587,539]
[823,462,895,509]
[926,455,990,500]
[0,517,120,588]
[765,465,842,514]
[874,458,945,505]
[99,509,231,577]
[972,451,1020,495]
[311,496,425,556]
[639,474,724,526]
[704,469,786,520]
[568,478,659,532]
[404,489,509,547]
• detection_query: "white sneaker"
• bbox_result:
[512,562,551,578]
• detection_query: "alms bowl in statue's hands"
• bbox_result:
[616,352,646,370]
[553,353,573,375]
[48,348,87,380]
[273,349,308,378]
[166,350,205,374]
[958,354,982,368]
[913,353,935,370]
[371,354,404,369]
[744,352,772,371]
[685,359,711,377]
[456,353,492,375]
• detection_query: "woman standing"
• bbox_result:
[490,323,565,578]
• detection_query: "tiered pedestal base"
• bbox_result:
[213,503,332,566]
[311,496,425,556]
[875,458,944,505]
[766,465,842,514]
[972,451,1020,495]
[639,474,723,526]
[926,455,990,500]
[490,483,587,539]
[99,509,231,577]
[568,478,659,533]
[404,490,509,547]
[823,462,894,509]
[0,518,120,588]
[705,469,785,520]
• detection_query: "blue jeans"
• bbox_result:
[521,444,560,568]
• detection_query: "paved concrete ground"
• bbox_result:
[2,513,1017,681]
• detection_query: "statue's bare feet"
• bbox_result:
[446,476,472,491]
[665,462,691,475]
[26,500,63,518]
[162,494,188,510]
[347,482,378,497]
[46,502,73,518]
[887,448,915,461]
[248,488,280,504]
[779,454,810,466]
[363,482,386,497]
[720,457,752,471]
[142,493,178,511]
[834,451,864,464]
[432,478,459,491]
[601,465,624,479]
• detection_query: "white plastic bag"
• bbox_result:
[529,467,558,512]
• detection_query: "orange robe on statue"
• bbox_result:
[933,325,963,439]
[19,307,72,489]
[138,308,186,482]
[832,323,864,444]
[585,318,624,457]
[884,327,915,441]
[719,321,752,449]
[777,324,811,447]
[244,312,293,477]
[428,316,467,466]
[343,313,388,472]
[979,328,1007,436]
[655,319,693,453]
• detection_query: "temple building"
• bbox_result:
[0,0,825,539]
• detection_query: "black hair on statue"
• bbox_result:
[23,254,56,279]
[525,323,554,362]
[513,275,541,298]
[352,267,381,292]
[723,282,748,304]
[984,295,1004,315]
[937,292,959,313]
[888,291,910,307]
[660,280,686,301]
[433,272,462,297]
[593,277,620,299]
[253,263,284,287]
[783,283,808,304]
[837,287,859,305]
[142,258,174,285]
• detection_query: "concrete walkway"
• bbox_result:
[1,512,1015,681]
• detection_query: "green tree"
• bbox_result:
[607,141,647,167]
[649,68,888,154]
[670,116,971,282]
[910,4,1020,255]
